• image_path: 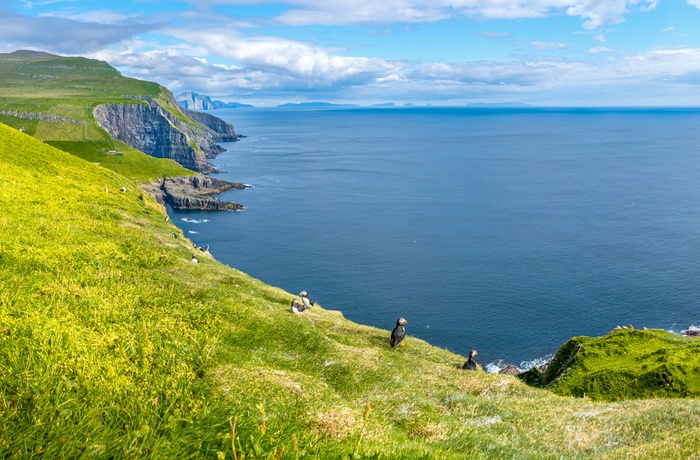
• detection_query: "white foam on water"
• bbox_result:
[517,354,555,372]
[181,218,210,224]
[484,361,504,374]
[188,231,198,234]
[485,354,555,374]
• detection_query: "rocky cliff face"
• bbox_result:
[183,109,239,145]
[93,96,238,172]
[141,175,246,211]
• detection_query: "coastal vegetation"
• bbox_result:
[3,50,700,458]
[521,327,700,401]
[4,120,700,458]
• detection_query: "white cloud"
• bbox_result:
[163,24,400,88]
[20,0,75,8]
[0,7,160,53]
[565,0,651,30]
[517,41,570,50]
[586,46,612,53]
[687,0,700,8]
[179,0,658,29]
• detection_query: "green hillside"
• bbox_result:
[4,124,700,459]
[521,328,700,401]
[0,50,193,182]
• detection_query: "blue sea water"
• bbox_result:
[171,107,700,369]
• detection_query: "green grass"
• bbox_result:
[521,328,700,401]
[4,123,700,459]
[0,50,161,101]
[46,139,193,182]
[0,51,199,182]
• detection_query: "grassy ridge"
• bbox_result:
[0,50,194,182]
[0,50,161,101]
[4,123,700,458]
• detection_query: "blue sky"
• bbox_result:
[2,0,700,106]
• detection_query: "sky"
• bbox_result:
[2,0,700,106]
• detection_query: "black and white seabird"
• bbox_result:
[191,253,199,263]
[390,318,408,348]
[291,298,307,314]
[299,291,314,309]
[462,350,478,371]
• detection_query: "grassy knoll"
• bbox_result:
[0,50,195,182]
[3,121,700,458]
[521,328,700,401]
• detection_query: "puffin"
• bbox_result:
[290,298,306,314]
[203,244,210,253]
[390,318,408,348]
[462,350,478,371]
[191,253,199,263]
[299,291,314,309]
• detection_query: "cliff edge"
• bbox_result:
[93,95,239,173]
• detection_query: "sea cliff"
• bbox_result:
[93,95,238,173]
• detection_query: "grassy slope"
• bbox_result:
[3,125,700,459]
[522,328,700,401]
[0,50,193,182]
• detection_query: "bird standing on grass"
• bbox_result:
[300,291,314,309]
[462,350,478,371]
[390,318,408,348]
[291,298,306,314]
[191,253,199,263]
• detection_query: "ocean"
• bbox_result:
[170,107,700,370]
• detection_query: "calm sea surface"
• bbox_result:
[171,107,700,368]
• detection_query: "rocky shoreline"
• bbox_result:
[142,174,248,211]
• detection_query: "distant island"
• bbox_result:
[276,102,359,108]
[177,91,253,110]
[465,102,531,108]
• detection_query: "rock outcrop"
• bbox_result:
[142,175,247,211]
[498,364,520,375]
[93,96,238,172]
[183,109,240,148]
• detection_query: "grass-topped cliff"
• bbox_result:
[4,123,700,458]
[0,50,234,177]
